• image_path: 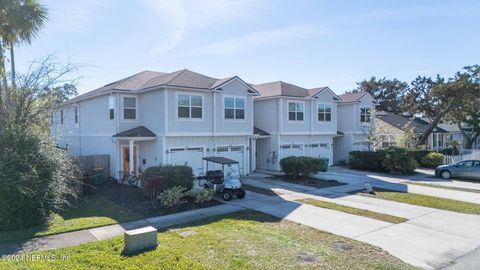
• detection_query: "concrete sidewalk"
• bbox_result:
[243,174,480,270]
[314,168,480,203]
[0,204,243,255]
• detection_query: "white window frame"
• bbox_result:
[223,95,246,121]
[122,95,138,121]
[287,100,305,122]
[317,102,332,122]
[109,96,116,120]
[175,93,204,121]
[360,106,371,123]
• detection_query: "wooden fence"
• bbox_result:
[73,154,110,180]
[444,150,480,165]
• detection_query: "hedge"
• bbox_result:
[421,152,445,168]
[407,149,433,167]
[383,147,417,175]
[280,156,328,179]
[141,165,194,192]
[348,150,386,172]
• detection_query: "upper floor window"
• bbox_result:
[177,94,203,119]
[288,101,304,121]
[123,97,137,120]
[318,103,332,122]
[74,107,78,124]
[109,96,115,120]
[360,107,371,123]
[224,97,245,120]
[60,110,64,125]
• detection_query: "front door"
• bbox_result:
[123,145,138,176]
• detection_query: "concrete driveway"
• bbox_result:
[241,172,480,269]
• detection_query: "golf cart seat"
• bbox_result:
[206,170,224,183]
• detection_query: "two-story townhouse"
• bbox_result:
[333,92,378,164]
[52,69,259,179]
[252,81,340,170]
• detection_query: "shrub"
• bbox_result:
[157,186,188,208]
[438,148,459,156]
[280,156,327,179]
[421,152,445,168]
[188,189,215,204]
[383,147,417,175]
[407,149,433,167]
[348,150,386,171]
[0,127,79,230]
[141,165,193,192]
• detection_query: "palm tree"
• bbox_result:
[0,0,47,88]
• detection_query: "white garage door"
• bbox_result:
[280,143,304,159]
[216,146,244,174]
[169,147,204,176]
[310,143,333,165]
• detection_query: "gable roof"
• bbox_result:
[112,126,157,138]
[338,92,368,103]
[253,81,310,98]
[66,69,258,104]
[308,86,341,100]
[376,112,448,133]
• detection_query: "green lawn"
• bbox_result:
[361,189,480,215]
[406,181,480,194]
[0,195,143,244]
[0,211,416,270]
[299,198,407,224]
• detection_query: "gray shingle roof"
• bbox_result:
[254,127,270,136]
[113,126,156,138]
[66,69,257,104]
[338,92,367,103]
[308,87,329,97]
[376,112,448,133]
[253,81,310,98]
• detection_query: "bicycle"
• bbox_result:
[120,170,139,186]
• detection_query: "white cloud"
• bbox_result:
[46,0,111,32]
[142,0,267,55]
[196,24,331,54]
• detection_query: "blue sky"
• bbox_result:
[14,0,480,95]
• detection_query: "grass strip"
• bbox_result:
[300,198,407,224]
[405,181,480,194]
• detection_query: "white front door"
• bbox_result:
[169,147,204,176]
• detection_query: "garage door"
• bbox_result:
[169,147,204,176]
[215,146,244,174]
[310,143,333,165]
[280,143,304,159]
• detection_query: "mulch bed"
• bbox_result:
[271,176,346,189]
[86,183,221,218]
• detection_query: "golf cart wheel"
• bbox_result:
[237,189,246,199]
[222,190,233,201]
[441,170,451,179]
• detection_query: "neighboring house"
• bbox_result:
[252,81,340,170]
[375,112,462,150]
[51,69,260,178]
[333,92,378,164]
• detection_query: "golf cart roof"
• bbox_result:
[202,156,239,165]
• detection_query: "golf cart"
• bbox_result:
[198,156,246,201]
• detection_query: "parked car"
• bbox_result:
[435,160,480,180]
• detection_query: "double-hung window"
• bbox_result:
[177,94,203,119]
[288,102,304,121]
[360,107,371,123]
[318,103,332,122]
[224,97,245,120]
[109,96,115,120]
[123,97,137,120]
